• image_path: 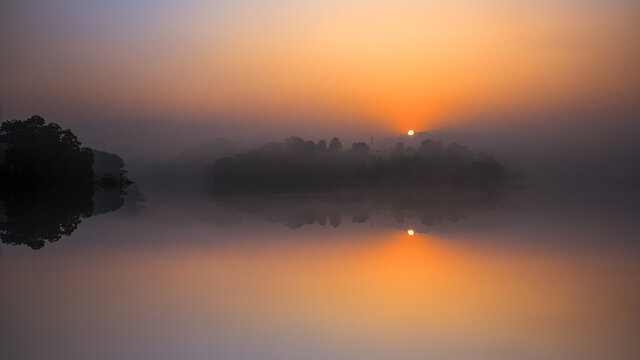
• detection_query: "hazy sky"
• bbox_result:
[1,0,639,158]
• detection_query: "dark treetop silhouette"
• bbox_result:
[0,115,135,249]
[0,115,132,191]
[210,136,513,190]
[0,115,94,190]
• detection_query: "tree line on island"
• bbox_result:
[211,136,515,191]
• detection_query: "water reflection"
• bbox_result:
[0,185,145,249]
[210,186,506,231]
[0,186,639,359]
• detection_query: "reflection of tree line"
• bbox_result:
[211,186,505,229]
[0,116,141,249]
[209,136,511,229]
[0,184,145,250]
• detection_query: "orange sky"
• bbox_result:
[1,0,639,137]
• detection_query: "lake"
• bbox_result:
[1,183,639,360]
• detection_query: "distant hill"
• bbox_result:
[173,138,244,165]
[130,138,249,185]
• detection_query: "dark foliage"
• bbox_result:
[0,116,136,249]
[0,116,134,193]
[0,115,94,192]
[211,136,512,190]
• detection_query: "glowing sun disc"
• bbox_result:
[407,130,415,136]
[407,229,415,236]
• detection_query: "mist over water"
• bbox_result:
[1,181,639,360]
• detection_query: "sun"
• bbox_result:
[407,130,415,136]
[407,229,415,236]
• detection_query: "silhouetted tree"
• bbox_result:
[0,115,94,191]
[351,142,370,156]
[284,136,305,150]
[0,116,133,194]
[329,137,343,152]
[317,139,327,151]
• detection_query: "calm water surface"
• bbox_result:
[1,184,639,360]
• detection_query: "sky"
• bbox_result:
[1,0,639,160]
